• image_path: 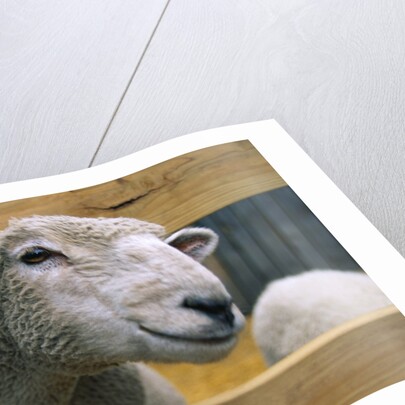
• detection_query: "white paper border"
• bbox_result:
[1,119,405,403]
[351,380,405,405]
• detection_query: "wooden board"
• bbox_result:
[195,306,405,405]
[0,0,167,183]
[0,141,286,233]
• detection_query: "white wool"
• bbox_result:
[0,215,245,405]
[252,270,392,365]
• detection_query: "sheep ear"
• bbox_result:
[165,228,219,262]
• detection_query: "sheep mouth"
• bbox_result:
[138,324,236,344]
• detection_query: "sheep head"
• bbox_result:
[0,216,244,374]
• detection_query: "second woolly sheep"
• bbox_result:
[252,269,392,365]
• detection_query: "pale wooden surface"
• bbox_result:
[0,0,167,182]
[93,0,405,256]
[195,306,405,405]
[2,1,405,256]
[0,141,286,232]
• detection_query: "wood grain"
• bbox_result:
[92,0,405,257]
[195,306,405,405]
[92,0,279,164]
[0,0,167,183]
[0,141,286,233]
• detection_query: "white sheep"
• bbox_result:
[252,269,392,366]
[0,215,245,404]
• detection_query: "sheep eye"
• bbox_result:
[20,248,51,265]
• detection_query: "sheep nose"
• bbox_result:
[183,297,235,326]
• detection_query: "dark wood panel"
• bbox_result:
[201,216,263,312]
[197,187,359,313]
[269,188,360,269]
[229,199,305,275]
[250,193,330,269]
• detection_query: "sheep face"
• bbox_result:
[0,216,244,373]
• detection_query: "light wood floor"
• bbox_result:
[3,1,405,260]
[148,317,267,404]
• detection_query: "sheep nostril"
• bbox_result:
[182,297,235,326]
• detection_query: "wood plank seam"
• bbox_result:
[88,0,173,168]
